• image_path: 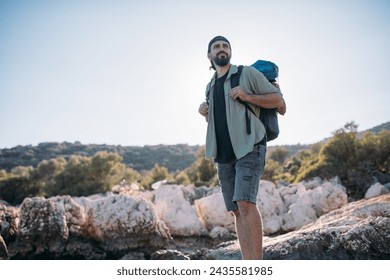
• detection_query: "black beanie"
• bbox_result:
[207,36,230,53]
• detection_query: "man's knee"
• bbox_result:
[237,200,257,216]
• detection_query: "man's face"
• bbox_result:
[208,40,231,67]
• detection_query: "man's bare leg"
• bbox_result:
[233,201,263,259]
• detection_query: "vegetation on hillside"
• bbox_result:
[271,122,390,199]
[0,121,389,205]
[0,143,199,172]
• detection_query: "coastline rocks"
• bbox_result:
[1,178,388,260]
[17,197,70,256]
[206,194,390,260]
[7,194,173,259]
[258,178,348,234]
[265,193,390,260]
[78,194,172,251]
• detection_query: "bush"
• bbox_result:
[0,152,143,203]
[293,122,390,199]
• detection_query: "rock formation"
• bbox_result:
[206,194,390,260]
[0,178,389,260]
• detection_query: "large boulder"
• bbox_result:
[17,197,70,256]
[309,181,348,216]
[153,185,208,236]
[279,180,347,232]
[78,194,172,251]
[8,194,173,259]
[194,192,235,233]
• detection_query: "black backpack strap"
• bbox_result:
[230,65,254,135]
[230,65,243,88]
[205,83,211,104]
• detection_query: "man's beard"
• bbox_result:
[212,52,230,67]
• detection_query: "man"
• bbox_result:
[198,36,286,260]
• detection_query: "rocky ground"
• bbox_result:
[1,178,389,260]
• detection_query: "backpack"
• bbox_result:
[251,60,279,82]
[231,60,280,142]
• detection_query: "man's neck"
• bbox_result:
[216,63,231,78]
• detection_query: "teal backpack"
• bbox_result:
[231,60,280,142]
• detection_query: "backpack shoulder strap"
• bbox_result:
[205,82,211,104]
[230,65,243,89]
[205,72,217,104]
[230,65,255,135]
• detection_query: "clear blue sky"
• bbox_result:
[1,0,389,149]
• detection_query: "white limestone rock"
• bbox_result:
[82,194,170,242]
[282,201,317,232]
[49,195,86,236]
[194,192,235,232]
[365,182,389,199]
[18,197,69,242]
[209,226,234,239]
[279,183,307,208]
[257,180,288,234]
[302,176,323,190]
[310,181,348,216]
[153,184,207,236]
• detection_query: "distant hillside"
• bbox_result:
[0,142,200,172]
[364,122,390,134]
[0,121,388,173]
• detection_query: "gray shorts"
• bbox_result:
[217,144,266,212]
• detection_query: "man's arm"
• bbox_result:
[230,86,286,115]
[229,66,286,114]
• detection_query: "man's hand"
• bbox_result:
[271,82,280,89]
[230,84,286,115]
[277,98,286,115]
[198,102,209,121]
[229,86,251,102]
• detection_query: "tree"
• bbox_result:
[268,147,289,164]
[11,166,33,177]
[89,151,124,190]
[37,158,67,196]
[293,122,390,200]
[173,170,191,186]
[52,155,92,196]
[184,146,217,186]
[0,166,41,205]
[357,130,390,174]
[263,158,283,181]
[52,152,130,196]
[38,158,67,178]
[141,164,172,190]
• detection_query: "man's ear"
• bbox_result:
[207,53,211,60]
